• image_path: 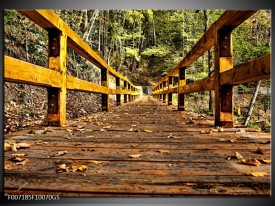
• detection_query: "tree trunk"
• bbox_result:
[244,80,261,126]
[83,10,99,42]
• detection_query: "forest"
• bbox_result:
[4,9,271,133]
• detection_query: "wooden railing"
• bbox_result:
[152,10,270,127]
[4,10,140,127]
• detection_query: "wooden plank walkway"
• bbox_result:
[4,96,271,196]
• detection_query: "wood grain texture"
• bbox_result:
[4,96,270,196]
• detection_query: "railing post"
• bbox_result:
[47,30,67,127]
[101,68,109,112]
[163,81,167,104]
[116,77,121,106]
[159,83,163,102]
[128,83,131,102]
[124,81,127,103]
[214,27,233,127]
[168,76,173,105]
[178,67,186,111]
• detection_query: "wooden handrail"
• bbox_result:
[4,10,140,127]
[152,10,270,127]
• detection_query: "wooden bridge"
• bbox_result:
[4,10,271,197]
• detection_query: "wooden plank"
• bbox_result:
[220,55,270,85]
[179,76,214,94]
[4,56,61,88]
[18,10,137,90]
[66,75,108,94]
[153,10,256,89]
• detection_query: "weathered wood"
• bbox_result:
[168,76,173,105]
[101,68,109,112]
[214,27,233,127]
[4,56,62,88]
[47,30,67,127]
[220,55,270,85]
[4,96,270,196]
[178,67,186,111]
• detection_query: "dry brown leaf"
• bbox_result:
[129,154,142,158]
[103,125,112,129]
[245,172,267,177]
[55,151,68,157]
[16,143,31,149]
[241,158,261,166]
[235,152,245,161]
[4,143,11,152]
[259,158,271,164]
[11,157,26,162]
[11,144,17,151]
[157,150,170,154]
[77,165,88,172]
[15,159,28,165]
[12,154,27,157]
[36,140,49,145]
[144,129,153,133]
[56,164,69,173]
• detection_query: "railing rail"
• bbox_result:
[4,10,140,126]
[152,10,270,127]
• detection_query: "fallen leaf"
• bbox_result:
[256,147,265,154]
[157,150,170,153]
[56,164,69,173]
[55,151,68,156]
[259,158,271,164]
[128,128,139,132]
[235,152,245,161]
[245,172,267,177]
[11,144,17,151]
[129,154,142,158]
[78,126,85,129]
[218,138,226,142]
[100,129,106,132]
[15,159,28,165]
[66,129,73,132]
[241,158,261,166]
[132,144,139,148]
[11,157,27,162]
[12,154,27,157]
[16,143,31,149]
[77,165,88,172]
[4,143,11,152]
[36,140,49,145]
[103,125,111,129]
[144,129,153,133]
